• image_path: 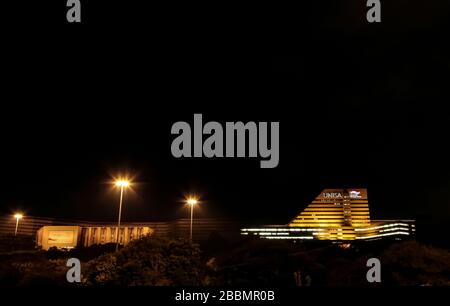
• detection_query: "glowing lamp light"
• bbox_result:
[186,198,198,206]
[115,180,130,188]
[185,196,200,241]
[113,178,131,252]
[13,213,23,236]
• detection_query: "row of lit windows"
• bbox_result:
[291,224,353,227]
[297,219,358,222]
[311,203,368,206]
[241,227,412,241]
[355,231,410,239]
[241,228,321,232]
[307,206,369,209]
[379,227,410,233]
[302,209,369,212]
[297,214,371,217]
[292,223,370,227]
[356,228,410,237]
[304,207,369,210]
[263,236,314,240]
[86,227,146,244]
[308,201,369,206]
[307,204,369,207]
[313,232,355,236]
[292,219,337,222]
[354,223,412,231]
[294,214,369,218]
[293,213,370,217]
[312,199,369,202]
[257,232,303,236]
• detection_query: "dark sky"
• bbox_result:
[2,1,450,240]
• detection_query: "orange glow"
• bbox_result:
[115,180,130,188]
[186,197,198,206]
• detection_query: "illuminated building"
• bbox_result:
[241,188,415,241]
[36,225,153,250]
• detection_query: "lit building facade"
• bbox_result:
[36,225,153,250]
[241,188,415,241]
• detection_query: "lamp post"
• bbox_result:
[14,213,23,236]
[114,179,130,251]
[186,197,198,241]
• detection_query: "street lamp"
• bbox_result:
[114,179,130,251]
[186,197,198,241]
[14,213,23,236]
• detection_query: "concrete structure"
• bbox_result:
[36,226,82,250]
[241,188,415,241]
[36,225,153,250]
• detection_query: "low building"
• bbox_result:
[241,188,415,241]
[36,225,153,250]
[36,226,82,250]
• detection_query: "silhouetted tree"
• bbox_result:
[83,237,207,286]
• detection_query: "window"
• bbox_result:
[129,228,134,241]
[91,228,97,244]
[119,228,125,243]
[100,227,106,243]
[111,228,116,241]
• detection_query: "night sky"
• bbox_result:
[2,2,450,242]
